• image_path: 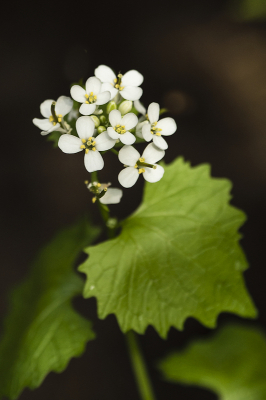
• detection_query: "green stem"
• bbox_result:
[125,331,157,400]
[111,148,119,155]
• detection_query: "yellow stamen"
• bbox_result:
[92,141,96,146]
[85,149,89,154]
[138,168,145,174]
[85,94,89,98]
[92,197,97,203]
[92,147,96,151]
[134,164,138,168]
[114,78,117,83]
[85,101,89,104]
[80,145,86,149]
[53,122,56,126]
[115,84,119,89]
[155,132,161,136]
[82,139,86,143]
[58,118,62,122]
[90,92,93,96]
[97,183,101,187]
[118,73,122,78]
[139,157,145,162]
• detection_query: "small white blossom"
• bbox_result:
[107,110,137,145]
[86,181,123,204]
[33,96,73,135]
[95,65,143,101]
[118,143,164,188]
[142,103,177,150]
[70,77,111,116]
[58,116,116,173]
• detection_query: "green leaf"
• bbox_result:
[46,130,62,147]
[79,157,257,338]
[159,324,266,400]
[0,219,100,400]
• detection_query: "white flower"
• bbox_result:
[95,65,143,101]
[70,77,111,116]
[118,143,165,188]
[107,110,137,145]
[142,102,177,150]
[33,96,73,136]
[58,116,116,173]
[86,181,123,204]
[100,187,123,204]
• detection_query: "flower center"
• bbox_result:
[113,73,125,91]
[150,121,162,136]
[80,137,97,154]
[85,92,97,104]
[134,157,157,174]
[114,124,126,134]
[49,113,62,126]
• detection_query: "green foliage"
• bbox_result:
[159,324,266,400]
[229,0,266,21]
[79,158,257,338]
[0,219,100,400]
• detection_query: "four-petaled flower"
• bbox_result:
[118,143,165,188]
[58,116,116,173]
[95,65,143,101]
[33,96,73,135]
[107,110,138,145]
[142,102,177,150]
[70,77,111,116]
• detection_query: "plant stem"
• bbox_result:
[125,330,157,400]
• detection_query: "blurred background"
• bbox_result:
[1,0,266,398]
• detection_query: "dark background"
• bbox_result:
[1,0,266,399]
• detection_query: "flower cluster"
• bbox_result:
[33,65,177,204]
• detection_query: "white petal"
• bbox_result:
[118,167,139,188]
[85,76,101,95]
[109,109,122,127]
[95,131,116,151]
[58,135,82,153]
[157,117,177,136]
[79,103,96,115]
[152,135,168,150]
[55,96,73,116]
[143,164,164,183]
[107,127,119,139]
[121,70,144,87]
[41,123,61,136]
[95,65,116,83]
[134,100,146,115]
[40,100,54,118]
[33,118,52,131]
[96,91,111,105]
[76,116,95,139]
[100,188,123,204]
[120,86,143,101]
[147,103,160,124]
[142,124,153,142]
[84,150,104,172]
[118,145,139,166]
[142,143,165,164]
[70,85,86,103]
[101,83,118,100]
[120,131,136,145]
[122,113,138,130]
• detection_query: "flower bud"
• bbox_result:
[106,101,117,114]
[90,115,100,128]
[100,115,106,124]
[97,126,107,134]
[118,101,133,115]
